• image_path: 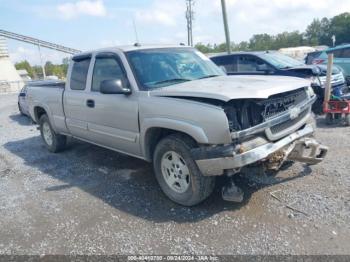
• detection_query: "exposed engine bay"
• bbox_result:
[223,87,308,133]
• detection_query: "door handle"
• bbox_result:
[86,99,95,108]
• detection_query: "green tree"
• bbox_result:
[305,18,331,46]
[273,31,304,49]
[329,12,350,45]
[44,61,66,79]
[195,43,213,53]
[194,12,350,53]
[30,65,43,79]
[234,41,249,51]
[15,60,34,78]
[249,34,274,50]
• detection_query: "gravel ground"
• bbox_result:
[0,93,349,255]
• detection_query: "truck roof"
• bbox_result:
[326,43,350,54]
[72,44,192,59]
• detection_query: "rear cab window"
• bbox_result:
[70,56,91,90]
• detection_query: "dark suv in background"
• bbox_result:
[211,51,346,113]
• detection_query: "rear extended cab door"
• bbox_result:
[63,54,92,140]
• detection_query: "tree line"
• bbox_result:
[15,58,69,80]
[195,12,350,53]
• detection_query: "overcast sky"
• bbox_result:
[1,0,349,65]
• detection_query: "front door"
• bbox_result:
[84,52,141,157]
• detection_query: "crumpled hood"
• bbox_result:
[150,75,309,102]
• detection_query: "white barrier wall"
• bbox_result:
[0,38,24,93]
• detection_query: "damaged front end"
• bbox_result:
[192,87,328,177]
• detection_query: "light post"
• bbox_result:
[221,0,231,54]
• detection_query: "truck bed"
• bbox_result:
[27,82,68,134]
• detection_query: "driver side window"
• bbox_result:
[91,56,125,92]
[237,55,270,72]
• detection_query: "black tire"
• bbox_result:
[39,114,66,153]
[153,134,215,206]
[312,98,323,115]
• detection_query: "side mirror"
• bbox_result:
[19,92,26,97]
[100,79,131,95]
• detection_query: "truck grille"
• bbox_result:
[259,88,307,120]
[270,108,309,134]
[264,88,310,140]
[225,87,311,140]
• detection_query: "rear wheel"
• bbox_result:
[153,134,215,206]
[39,114,66,153]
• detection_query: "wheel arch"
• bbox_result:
[141,119,208,162]
[33,106,48,123]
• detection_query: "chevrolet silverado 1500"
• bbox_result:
[27,45,328,206]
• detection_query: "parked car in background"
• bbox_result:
[210,51,346,114]
[305,44,350,86]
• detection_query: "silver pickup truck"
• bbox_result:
[27,45,328,206]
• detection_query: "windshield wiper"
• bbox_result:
[197,74,221,79]
[153,78,191,85]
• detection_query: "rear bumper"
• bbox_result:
[192,124,328,176]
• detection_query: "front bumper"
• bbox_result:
[192,124,328,176]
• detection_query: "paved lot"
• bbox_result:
[0,93,349,255]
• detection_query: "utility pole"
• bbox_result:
[37,43,46,79]
[221,0,231,54]
[186,0,194,46]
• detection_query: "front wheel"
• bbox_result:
[153,134,215,206]
[39,114,66,153]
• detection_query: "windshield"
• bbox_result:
[126,48,224,90]
[259,52,305,69]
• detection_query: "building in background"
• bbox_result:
[17,69,31,81]
[278,46,328,61]
[0,37,23,93]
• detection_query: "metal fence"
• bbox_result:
[0,80,24,93]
